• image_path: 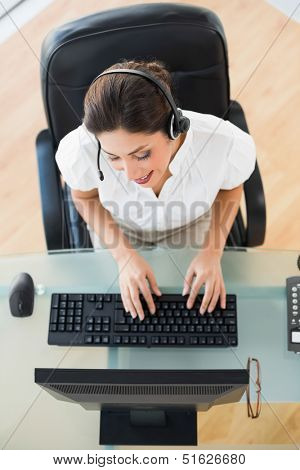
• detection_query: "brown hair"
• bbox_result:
[83,59,175,137]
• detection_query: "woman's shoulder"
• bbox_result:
[182,109,232,135]
[57,123,97,154]
[55,123,100,191]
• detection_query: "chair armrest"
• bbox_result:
[226,100,266,246]
[36,129,69,250]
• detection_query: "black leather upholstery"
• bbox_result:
[37,2,266,250]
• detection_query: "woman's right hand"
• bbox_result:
[117,250,162,320]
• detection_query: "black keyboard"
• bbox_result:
[48,293,238,348]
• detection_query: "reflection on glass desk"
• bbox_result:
[0,246,299,449]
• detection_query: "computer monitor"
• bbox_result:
[35,368,249,446]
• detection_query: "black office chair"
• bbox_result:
[36,2,266,251]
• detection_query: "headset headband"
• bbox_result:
[91,68,181,132]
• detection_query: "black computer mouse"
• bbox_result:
[9,272,35,317]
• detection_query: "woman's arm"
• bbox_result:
[182,184,243,314]
[71,188,134,262]
[203,184,243,255]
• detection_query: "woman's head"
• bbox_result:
[83,59,185,187]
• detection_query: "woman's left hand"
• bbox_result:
[182,250,226,314]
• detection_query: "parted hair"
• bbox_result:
[83,59,175,137]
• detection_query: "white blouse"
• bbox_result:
[55,110,256,232]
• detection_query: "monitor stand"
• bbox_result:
[100,406,197,446]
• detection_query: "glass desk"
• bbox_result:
[0,247,299,449]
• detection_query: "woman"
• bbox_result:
[55,59,256,321]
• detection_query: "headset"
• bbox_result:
[91,69,190,181]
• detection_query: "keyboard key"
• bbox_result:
[84,335,93,344]
[177,337,185,345]
[190,337,198,345]
[122,336,129,344]
[87,294,95,302]
[66,325,73,332]
[74,325,81,332]
[115,310,126,324]
[60,294,67,302]
[94,336,101,344]
[138,336,146,345]
[130,336,138,344]
[207,337,214,345]
[151,337,160,345]
[102,336,110,344]
[58,325,65,332]
[51,295,59,309]
[113,336,121,344]
[215,336,223,345]
[226,303,236,311]
[115,325,129,332]
[168,337,176,344]
[104,295,111,302]
[96,294,104,302]
[160,337,168,345]
[227,336,237,346]
[69,294,83,301]
[198,337,206,345]
[50,309,58,323]
[225,318,236,325]
[49,324,57,332]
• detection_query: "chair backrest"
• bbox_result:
[40,3,230,147]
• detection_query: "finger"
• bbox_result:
[129,284,145,321]
[182,267,195,296]
[124,286,137,319]
[220,278,227,310]
[139,279,156,314]
[200,280,215,314]
[120,290,129,313]
[186,275,205,309]
[147,270,162,297]
[207,280,221,313]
